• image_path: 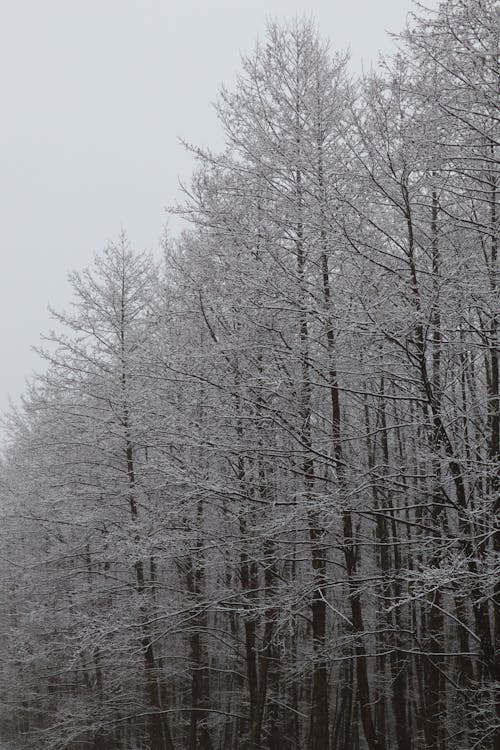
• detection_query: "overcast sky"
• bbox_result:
[0,0,424,424]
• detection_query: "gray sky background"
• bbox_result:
[0,0,424,425]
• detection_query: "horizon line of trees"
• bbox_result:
[0,2,498,749]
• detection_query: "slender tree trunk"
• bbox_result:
[321,251,380,750]
[120,320,174,750]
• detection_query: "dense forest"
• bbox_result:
[0,2,498,749]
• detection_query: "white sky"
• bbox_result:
[0,0,425,423]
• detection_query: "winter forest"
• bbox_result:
[0,2,498,750]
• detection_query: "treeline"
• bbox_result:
[0,2,498,749]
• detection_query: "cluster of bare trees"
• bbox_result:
[0,2,498,749]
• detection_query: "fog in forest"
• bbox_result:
[0,2,498,750]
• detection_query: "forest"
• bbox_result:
[0,1,498,749]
